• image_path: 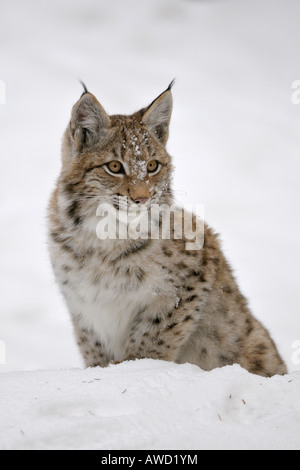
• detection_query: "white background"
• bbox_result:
[0,0,300,372]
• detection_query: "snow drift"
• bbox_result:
[1,360,299,450]
[1,0,300,452]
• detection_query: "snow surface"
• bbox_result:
[1,360,300,450]
[0,0,300,451]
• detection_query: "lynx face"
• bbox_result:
[59,83,175,230]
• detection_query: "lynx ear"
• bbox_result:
[70,89,111,151]
[142,81,174,146]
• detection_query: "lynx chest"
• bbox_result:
[56,253,176,361]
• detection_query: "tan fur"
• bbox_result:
[48,84,287,377]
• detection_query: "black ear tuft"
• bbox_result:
[167,78,176,91]
[79,80,89,97]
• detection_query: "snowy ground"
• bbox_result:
[0,0,300,450]
[1,360,300,450]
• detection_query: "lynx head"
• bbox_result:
[60,82,175,228]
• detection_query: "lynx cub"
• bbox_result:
[48,82,287,377]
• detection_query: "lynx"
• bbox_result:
[48,82,287,377]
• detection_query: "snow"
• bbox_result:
[0,0,300,450]
[131,158,147,180]
[1,360,299,450]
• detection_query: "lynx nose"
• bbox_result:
[134,197,149,205]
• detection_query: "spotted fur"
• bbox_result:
[48,83,287,377]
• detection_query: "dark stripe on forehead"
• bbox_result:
[112,146,122,161]
[120,126,128,160]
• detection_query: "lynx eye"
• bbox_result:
[106,161,124,175]
[147,160,160,174]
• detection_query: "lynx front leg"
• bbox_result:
[124,306,199,363]
[73,323,110,368]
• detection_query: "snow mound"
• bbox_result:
[1,360,299,450]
